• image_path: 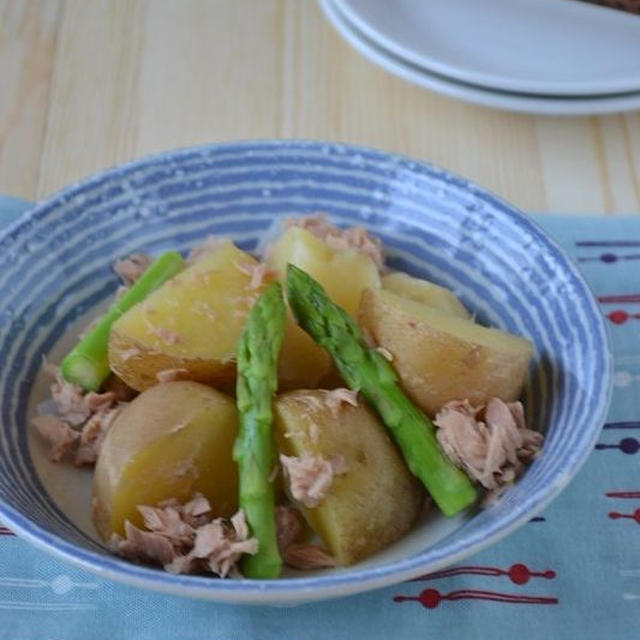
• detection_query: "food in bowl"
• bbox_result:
[32,214,542,579]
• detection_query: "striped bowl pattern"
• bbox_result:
[0,141,612,603]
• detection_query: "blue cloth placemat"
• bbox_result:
[1,196,639,640]
[0,195,32,228]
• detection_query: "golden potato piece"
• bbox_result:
[267,225,381,389]
[317,364,347,390]
[274,390,424,566]
[267,227,380,316]
[277,319,332,391]
[359,288,533,417]
[109,241,268,391]
[92,381,238,540]
[382,272,469,319]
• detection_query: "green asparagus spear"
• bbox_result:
[60,251,184,391]
[233,281,286,578]
[286,264,477,517]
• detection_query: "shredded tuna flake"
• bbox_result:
[192,300,217,321]
[31,415,80,462]
[36,360,124,465]
[186,236,223,264]
[137,504,193,547]
[145,322,183,345]
[291,389,358,420]
[323,388,359,417]
[233,261,272,290]
[109,496,258,578]
[283,213,384,270]
[233,261,254,277]
[119,347,141,362]
[74,406,121,466]
[156,368,189,383]
[230,509,250,541]
[113,253,152,286]
[43,360,90,426]
[84,391,116,412]
[280,453,348,508]
[274,505,336,569]
[275,505,303,552]
[434,398,543,491]
[308,421,320,445]
[183,493,212,519]
[110,521,175,567]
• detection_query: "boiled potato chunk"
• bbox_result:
[267,227,380,316]
[268,225,381,389]
[382,272,469,319]
[359,288,533,417]
[278,319,332,391]
[317,364,348,390]
[109,241,268,392]
[92,381,238,540]
[274,390,424,566]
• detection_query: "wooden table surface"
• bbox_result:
[1,0,639,215]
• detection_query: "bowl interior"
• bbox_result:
[0,141,611,603]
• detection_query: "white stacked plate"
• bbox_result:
[319,0,640,115]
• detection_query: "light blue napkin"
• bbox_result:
[0,195,32,228]
[1,196,638,640]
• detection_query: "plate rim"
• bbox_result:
[321,0,640,116]
[334,0,640,97]
[0,139,614,603]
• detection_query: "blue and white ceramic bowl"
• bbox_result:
[0,141,612,604]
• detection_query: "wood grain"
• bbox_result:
[36,0,145,196]
[0,0,61,198]
[0,0,638,214]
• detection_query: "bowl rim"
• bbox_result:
[0,139,613,603]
